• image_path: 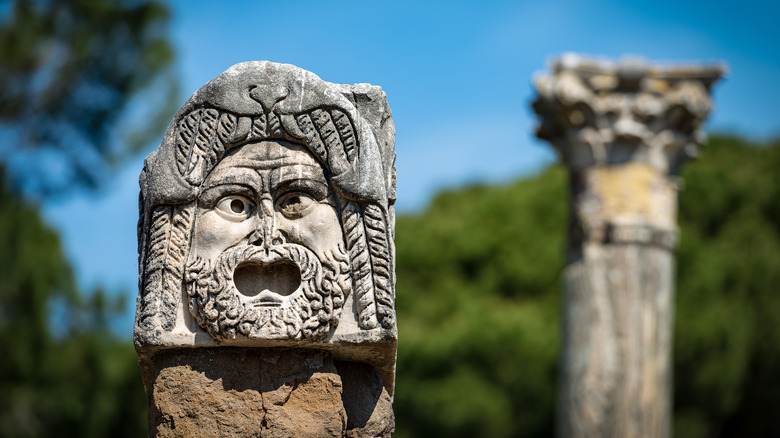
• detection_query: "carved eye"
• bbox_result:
[215,195,254,221]
[276,191,315,218]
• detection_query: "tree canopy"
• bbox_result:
[0,1,174,436]
[393,165,566,437]
[0,171,147,437]
[0,0,176,197]
[393,135,780,438]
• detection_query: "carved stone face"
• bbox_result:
[184,139,350,340]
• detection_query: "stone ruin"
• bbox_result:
[533,54,724,438]
[134,61,397,437]
[132,54,726,438]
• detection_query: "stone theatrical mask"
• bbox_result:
[134,62,397,361]
[184,139,351,340]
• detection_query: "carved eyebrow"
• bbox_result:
[199,182,256,207]
[201,167,262,192]
[271,178,329,201]
[271,164,327,187]
[270,165,328,199]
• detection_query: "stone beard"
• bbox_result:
[182,139,352,340]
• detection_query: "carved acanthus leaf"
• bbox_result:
[138,203,194,331]
[363,203,395,329]
[343,202,379,329]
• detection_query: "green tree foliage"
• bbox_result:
[674,136,780,438]
[394,167,568,437]
[0,173,147,437]
[0,1,175,435]
[393,136,780,438]
[0,0,176,197]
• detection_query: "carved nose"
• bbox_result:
[248,226,285,247]
[249,231,263,246]
[247,199,286,247]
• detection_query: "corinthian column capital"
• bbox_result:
[533,54,725,175]
[533,55,725,249]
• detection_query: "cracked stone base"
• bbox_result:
[145,348,393,437]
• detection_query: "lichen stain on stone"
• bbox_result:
[591,163,659,220]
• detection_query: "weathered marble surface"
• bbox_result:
[134,61,396,436]
[532,54,724,438]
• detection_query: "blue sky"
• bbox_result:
[42,0,780,336]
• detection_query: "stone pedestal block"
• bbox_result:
[145,349,393,437]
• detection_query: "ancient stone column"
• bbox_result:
[134,61,397,437]
[532,55,724,438]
